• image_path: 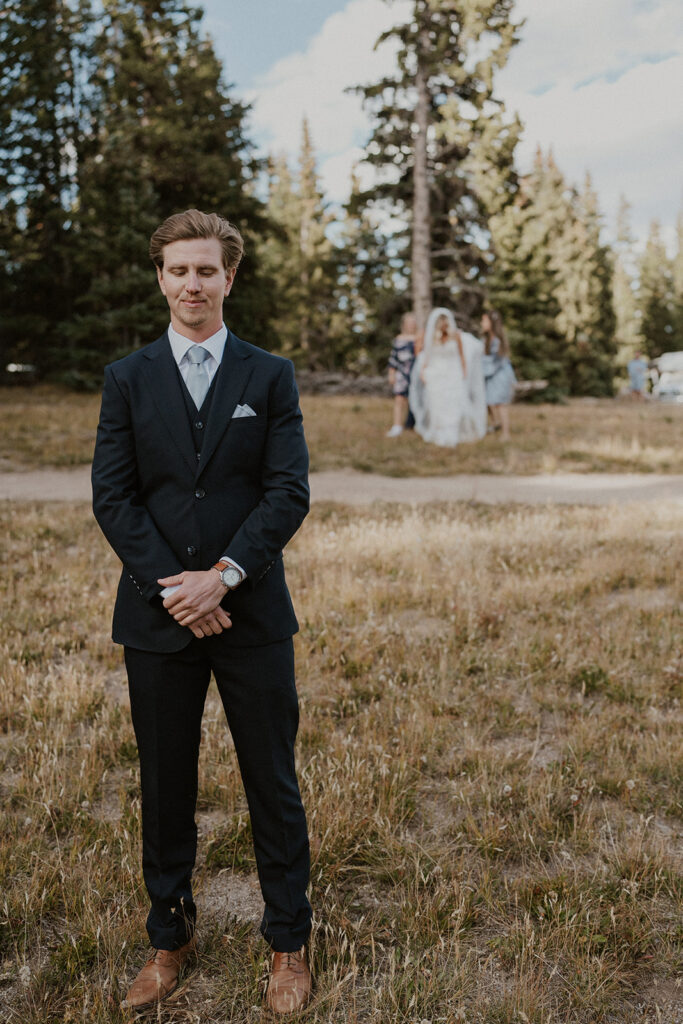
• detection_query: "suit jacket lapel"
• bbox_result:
[196,331,254,479]
[141,333,197,476]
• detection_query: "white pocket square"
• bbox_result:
[232,404,257,418]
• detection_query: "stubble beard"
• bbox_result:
[177,306,207,330]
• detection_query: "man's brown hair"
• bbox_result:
[149,209,244,272]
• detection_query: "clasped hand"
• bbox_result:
[158,570,232,639]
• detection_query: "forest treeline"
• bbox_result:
[2,0,682,393]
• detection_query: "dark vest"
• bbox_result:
[176,365,220,464]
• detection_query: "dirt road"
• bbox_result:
[1,466,682,505]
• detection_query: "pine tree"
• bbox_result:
[335,166,402,370]
[489,152,616,396]
[0,0,93,367]
[262,121,339,369]
[551,174,615,395]
[488,150,566,397]
[637,220,675,357]
[64,0,263,384]
[1,0,265,385]
[262,154,302,359]
[297,120,340,367]
[671,206,683,349]
[355,0,521,328]
[612,196,642,374]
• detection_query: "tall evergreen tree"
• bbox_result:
[335,166,403,370]
[551,174,615,395]
[262,153,301,358]
[671,206,683,349]
[637,220,675,358]
[488,149,565,396]
[1,0,264,385]
[65,0,263,384]
[612,196,642,373]
[262,121,340,369]
[0,0,93,367]
[355,0,521,327]
[490,152,615,396]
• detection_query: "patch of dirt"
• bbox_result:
[412,782,458,837]
[0,946,52,1022]
[617,807,683,851]
[391,611,444,641]
[2,466,683,506]
[196,870,263,930]
[486,731,565,770]
[620,977,683,1024]
[102,668,128,702]
[605,587,677,611]
[196,808,232,836]
[91,766,132,824]
[0,735,21,800]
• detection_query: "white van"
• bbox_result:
[653,351,683,403]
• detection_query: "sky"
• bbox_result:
[200,0,683,249]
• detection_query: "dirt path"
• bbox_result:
[2,466,683,505]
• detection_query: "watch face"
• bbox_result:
[221,566,241,588]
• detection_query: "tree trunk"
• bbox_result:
[412,35,431,329]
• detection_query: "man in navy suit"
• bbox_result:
[92,209,313,1014]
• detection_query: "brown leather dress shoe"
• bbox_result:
[121,937,196,1011]
[265,946,313,1015]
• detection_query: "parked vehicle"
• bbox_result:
[653,351,683,403]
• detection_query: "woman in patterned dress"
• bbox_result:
[386,312,418,437]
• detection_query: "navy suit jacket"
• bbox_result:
[91,330,310,652]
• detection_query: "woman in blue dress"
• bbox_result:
[481,310,516,441]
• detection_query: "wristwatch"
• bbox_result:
[213,560,243,590]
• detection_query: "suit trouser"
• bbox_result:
[124,636,312,953]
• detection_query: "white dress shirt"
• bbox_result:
[167,322,227,387]
[160,322,246,597]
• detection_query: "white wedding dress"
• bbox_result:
[410,308,487,448]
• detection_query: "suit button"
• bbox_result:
[195,488,205,499]
[195,421,203,429]
[187,545,197,556]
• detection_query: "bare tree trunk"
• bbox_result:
[412,35,432,329]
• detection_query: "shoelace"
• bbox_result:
[282,951,305,973]
[148,947,179,965]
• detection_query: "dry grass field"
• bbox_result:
[1,386,682,476]
[0,497,681,1022]
[303,396,683,477]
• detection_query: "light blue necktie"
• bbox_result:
[186,345,211,408]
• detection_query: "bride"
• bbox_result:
[409,307,487,448]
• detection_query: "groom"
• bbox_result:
[92,209,313,1014]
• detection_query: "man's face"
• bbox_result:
[157,237,235,339]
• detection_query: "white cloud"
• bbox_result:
[246,0,683,244]
[246,0,411,190]
[502,0,683,94]
[499,0,683,243]
[318,147,366,200]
